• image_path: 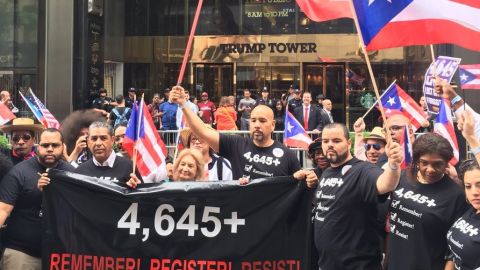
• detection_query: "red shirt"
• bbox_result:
[198,101,216,124]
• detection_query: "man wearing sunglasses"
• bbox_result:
[0,118,44,165]
[353,120,386,164]
[0,128,74,269]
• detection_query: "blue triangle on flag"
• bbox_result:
[459,67,476,86]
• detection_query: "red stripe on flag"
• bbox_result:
[367,19,480,52]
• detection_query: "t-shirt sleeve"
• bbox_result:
[219,134,240,161]
[0,169,23,205]
[285,148,301,174]
[358,163,383,203]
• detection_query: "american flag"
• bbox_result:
[28,89,60,129]
[123,97,168,181]
[434,99,459,165]
[284,111,312,149]
[379,82,428,131]
[459,64,480,90]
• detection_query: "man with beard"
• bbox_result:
[309,123,402,270]
[74,121,142,187]
[170,85,301,180]
[0,128,74,269]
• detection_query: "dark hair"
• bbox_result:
[60,109,105,155]
[115,94,124,103]
[412,133,453,164]
[114,123,128,132]
[99,88,107,93]
[40,128,64,143]
[322,123,350,140]
[459,159,480,184]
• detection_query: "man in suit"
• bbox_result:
[294,92,323,134]
[321,99,334,125]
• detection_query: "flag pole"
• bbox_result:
[348,0,387,123]
[177,0,204,86]
[132,94,143,174]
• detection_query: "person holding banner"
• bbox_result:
[74,121,142,188]
[384,133,467,270]
[0,128,74,270]
[170,85,301,181]
[311,123,403,270]
[171,148,205,181]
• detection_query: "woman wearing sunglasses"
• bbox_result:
[444,110,480,270]
[384,133,467,270]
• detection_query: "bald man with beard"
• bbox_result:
[170,86,301,180]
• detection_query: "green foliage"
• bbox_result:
[0,135,11,150]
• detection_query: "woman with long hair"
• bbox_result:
[214,96,237,131]
[385,133,467,270]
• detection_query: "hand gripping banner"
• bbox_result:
[42,170,315,270]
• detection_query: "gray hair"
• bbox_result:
[89,121,113,135]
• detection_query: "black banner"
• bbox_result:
[43,170,314,270]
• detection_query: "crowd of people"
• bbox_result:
[0,78,478,270]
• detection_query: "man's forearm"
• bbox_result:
[376,164,401,194]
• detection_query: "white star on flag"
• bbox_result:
[387,96,396,106]
[287,122,294,133]
[369,0,392,6]
[459,73,468,82]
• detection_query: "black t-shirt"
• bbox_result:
[0,158,74,257]
[313,157,384,270]
[92,97,113,112]
[74,155,141,183]
[447,207,480,270]
[386,174,467,270]
[219,134,301,180]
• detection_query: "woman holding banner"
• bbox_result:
[384,133,467,270]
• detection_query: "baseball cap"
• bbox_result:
[294,89,300,93]
[262,87,268,92]
[128,87,136,92]
[317,94,325,100]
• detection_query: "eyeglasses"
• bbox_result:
[385,125,404,132]
[115,134,125,142]
[12,133,32,143]
[365,143,382,151]
[190,136,203,143]
[39,143,62,149]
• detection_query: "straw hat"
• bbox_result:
[0,118,44,133]
[363,127,386,143]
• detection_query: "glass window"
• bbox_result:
[150,0,185,36]
[15,0,38,68]
[194,0,240,35]
[125,0,149,36]
[0,0,14,67]
[242,0,296,35]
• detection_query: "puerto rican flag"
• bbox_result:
[124,98,168,181]
[379,83,428,131]
[459,64,480,90]
[399,125,412,169]
[295,0,353,22]
[284,111,312,149]
[434,99,459,165]
[0,102,15,125]
[352,0,480,52]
